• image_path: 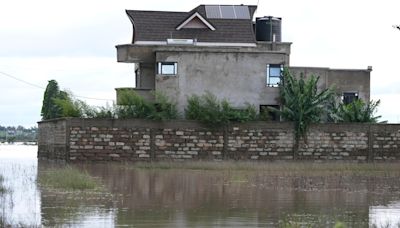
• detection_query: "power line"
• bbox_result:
[0,70,45,89]
[0,70,114,102]
[74,95,114,102]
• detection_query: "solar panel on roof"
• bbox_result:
[234,6,250,19]
[205,5,250,19]
[205,5,221,19]
[220,5,236,19]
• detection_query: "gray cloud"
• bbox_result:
[0,21,130,58]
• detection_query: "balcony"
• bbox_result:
[115,88,155,105]
[116,45,156,63]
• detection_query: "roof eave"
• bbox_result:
[126,10,136,43]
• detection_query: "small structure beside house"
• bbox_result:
[115,4,370,119]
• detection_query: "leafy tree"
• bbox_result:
[41,80,63,120]
[7,136,16,144]
[336,99,382,123]
[0,125,37,142]
[274,69,334,142]
[54,95,82,118]
[40,78,110,119]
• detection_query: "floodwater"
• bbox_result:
[1,145,400,227]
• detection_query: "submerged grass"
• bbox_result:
[132,161,400,176]
[0,175,6,194]
[38,166,100,191]
[279,220,349,228]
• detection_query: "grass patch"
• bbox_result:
[38,166,100,191]
[131,161,400,176]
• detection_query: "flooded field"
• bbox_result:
[1,145,400,227]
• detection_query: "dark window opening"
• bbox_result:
[260,105,280,121]
[342,92,358,105]
[266,64,283,87]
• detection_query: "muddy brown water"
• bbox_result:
[1,145,400,227]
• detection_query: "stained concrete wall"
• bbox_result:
[155,50,288,113]
[38,118,400,163]
[37,119,69,161]
[289,67,371,102]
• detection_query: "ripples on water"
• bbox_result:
[1,144,400,227]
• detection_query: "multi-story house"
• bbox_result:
[115,4,371,119]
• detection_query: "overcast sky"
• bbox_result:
[1,0,399,127]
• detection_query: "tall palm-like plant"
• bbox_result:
[277,69,334,142]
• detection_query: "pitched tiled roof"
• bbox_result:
[126,5,257,44]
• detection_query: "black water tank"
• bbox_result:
[256,16,282,42]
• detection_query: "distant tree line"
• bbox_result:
[0,125,37,143]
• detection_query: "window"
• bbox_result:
[342,92,358,105]
[266,64,283,87]
[157,62,177,75]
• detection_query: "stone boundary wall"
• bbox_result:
[37,118,400,162]
[38,119,69,160]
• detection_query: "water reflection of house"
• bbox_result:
[115,4,370,119]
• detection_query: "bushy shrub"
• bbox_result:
[185,94,202,120]
[148,92,178,120]
[116,90,155,119]
[116,90,178,120]
[53,91,116,119]
[227,103,257,122]
[336,99,382,123]
[41,80,178,120]
[93,104,117,119]
[185,92,257,127]
[186,93,229,126]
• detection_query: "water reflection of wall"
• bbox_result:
[35,160,400,227]
[79,164,400,227]
[37,161,116,227]
[39,188,116,227]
